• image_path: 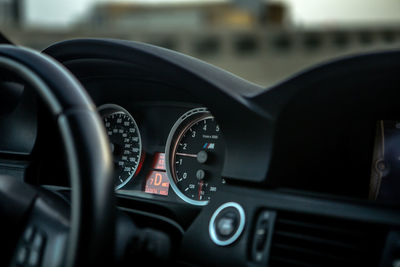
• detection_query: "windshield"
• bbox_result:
[2,0,399,86]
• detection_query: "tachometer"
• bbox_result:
[98,104,143,190]
[165,108,225,206]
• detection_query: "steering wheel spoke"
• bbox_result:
[12,196,70,267]
[0,175,70,267]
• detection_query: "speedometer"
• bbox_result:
[98,104,143,190]
[165,108,225,206]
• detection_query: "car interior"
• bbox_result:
[1,1,400,267]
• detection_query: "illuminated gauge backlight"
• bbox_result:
[145,170,169,196]
[144,153,170,196]
[99,104,142,190]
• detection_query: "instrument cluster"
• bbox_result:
[98,104,225,206]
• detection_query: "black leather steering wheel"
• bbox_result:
[0,45,115,266]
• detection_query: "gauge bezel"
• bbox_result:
[98,103,142,190]
[209,202,246,246]
[165,107,216,206]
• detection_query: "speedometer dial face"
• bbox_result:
[166,108,225,206]
[99,104,142,190]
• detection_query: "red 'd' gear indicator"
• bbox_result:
[145,171,169,196]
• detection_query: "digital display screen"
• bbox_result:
[145,170,169,196]
[152,152,166,170]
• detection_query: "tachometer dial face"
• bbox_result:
[166,108,225,206]
[98,104,142,190]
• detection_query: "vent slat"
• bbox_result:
[274,230,362,251]
[269,211,385,267]
[272,243,353,263]
[269,256,321,267]
[276,218,366,237]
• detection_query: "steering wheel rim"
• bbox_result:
[0,44,115,266]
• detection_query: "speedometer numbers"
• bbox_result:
[98,104,142,190]
[166,108,225,206]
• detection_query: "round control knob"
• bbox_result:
[209,202,245,246]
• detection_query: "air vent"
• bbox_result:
[269,211,386,267]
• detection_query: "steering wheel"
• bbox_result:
[0,45,115,266]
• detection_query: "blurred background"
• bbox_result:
[1,0,400,87]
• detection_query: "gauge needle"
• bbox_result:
[198,180,204,200]
[176,152,197,158]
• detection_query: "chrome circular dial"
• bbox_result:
[99,104,142,190]
[166,108,225,206]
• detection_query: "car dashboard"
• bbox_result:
[1,38,400,266]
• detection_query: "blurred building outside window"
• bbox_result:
[1,0,399,87]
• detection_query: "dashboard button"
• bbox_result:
[28,249,39,266]
[16,246,28,265]
[251,210,276,264]
[32,232,44,250]
[216,212,237,237]
[24,226,34,242]
[209,202,245,246]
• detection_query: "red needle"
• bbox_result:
[198,180,204,200]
